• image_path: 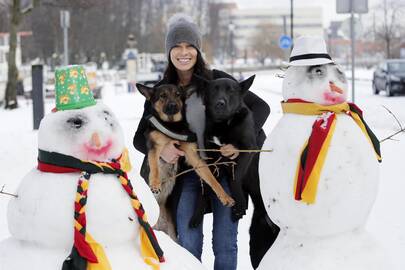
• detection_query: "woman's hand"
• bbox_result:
[160,140,185,164]
[220,144,239,160]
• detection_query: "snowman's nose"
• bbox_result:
[329,81,343,94]
[90,132,101,148]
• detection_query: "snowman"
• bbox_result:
[0,65,205,270]
[258,36,391,270]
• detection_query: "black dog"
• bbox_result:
[194,75,279,269]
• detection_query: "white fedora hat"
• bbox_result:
[287,35,333,66]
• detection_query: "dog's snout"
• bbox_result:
[215,99,226,110]
[164,102,179,115]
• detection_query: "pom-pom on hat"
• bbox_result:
[54,65,96,111]
[165,13,202,56]
[287,35,334,66]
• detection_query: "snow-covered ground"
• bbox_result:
[1,68,404,269]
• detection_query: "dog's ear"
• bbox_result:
[239,75,255,95]
[192,74,209,89]
[136,83,153,100]
[181,85,197,99]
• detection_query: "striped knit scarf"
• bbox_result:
[282,99,382,204]
[37,149,165,270]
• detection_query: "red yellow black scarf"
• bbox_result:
[37,149,164,270]
[282,99,382,204]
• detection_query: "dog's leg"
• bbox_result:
[179,142,235,207]
[147,148,161,194]
[148,131,172,194]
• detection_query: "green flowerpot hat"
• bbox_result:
[54,65,96,111]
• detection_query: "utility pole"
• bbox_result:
[337,0,368,103]
[350,0,355,103]
[60,10,70,66]
[290,0,294,41]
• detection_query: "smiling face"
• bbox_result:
[282,63,348,105]
[169,42,198,72]
[38,103,124,161]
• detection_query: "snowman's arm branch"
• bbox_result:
[382,105,403,130]
[380,128,405,143]
[0,185,18,198]
[380,105,405,143]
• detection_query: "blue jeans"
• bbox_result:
[176,172,238,270]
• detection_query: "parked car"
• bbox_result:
[372,59,405,96]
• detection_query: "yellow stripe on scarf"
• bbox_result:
[86,234,112,270]
[282,101,350,115]
[349,112,382,162]
[141,229,161,270]
[74,222,112,270]
[301,118,337,203]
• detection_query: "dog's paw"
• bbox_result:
[149,181,161,195]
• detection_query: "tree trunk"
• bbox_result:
[5,0,21,109]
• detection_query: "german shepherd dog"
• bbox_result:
[136,83,235,240]
[194,75,279,269]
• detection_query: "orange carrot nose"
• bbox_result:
[329,81,344,94]
[90,132,101,148]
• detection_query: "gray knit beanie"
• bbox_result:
[165,13,202,56]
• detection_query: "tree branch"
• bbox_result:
[380,105,405,143]
[0,185,18,198]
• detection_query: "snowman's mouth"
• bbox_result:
[323,82,345,104]
[84,140,112,156]
[323,92,345,104]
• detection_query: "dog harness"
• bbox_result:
[37,149,164,270]
[146,115,197,142]
[282,99,381,204]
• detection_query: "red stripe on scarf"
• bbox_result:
[286,98,312,103]
[74,229,98,263]
[295,113,336,200]
[37,161,80,173]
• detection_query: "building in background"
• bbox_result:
[218,6,323,59]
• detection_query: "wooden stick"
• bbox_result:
[172,161,236,180]
[195,148,273,153]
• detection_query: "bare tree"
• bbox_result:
[373,0,405,58]
[251,23,284,64]
[1,0,39,109]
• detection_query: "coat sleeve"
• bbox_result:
[244,90,270,134]
[133,101,150,155]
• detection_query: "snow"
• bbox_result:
[0,68,404,269]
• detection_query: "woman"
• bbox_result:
[133,13,270,270]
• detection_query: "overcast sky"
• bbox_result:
[234,0,381,27]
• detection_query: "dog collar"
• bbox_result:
[147,115,197,142]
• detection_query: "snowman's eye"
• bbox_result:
[67,117,85,129]
[307,65,326,79]
[334,65,347,83]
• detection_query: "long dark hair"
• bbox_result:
[163,50,211,85]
